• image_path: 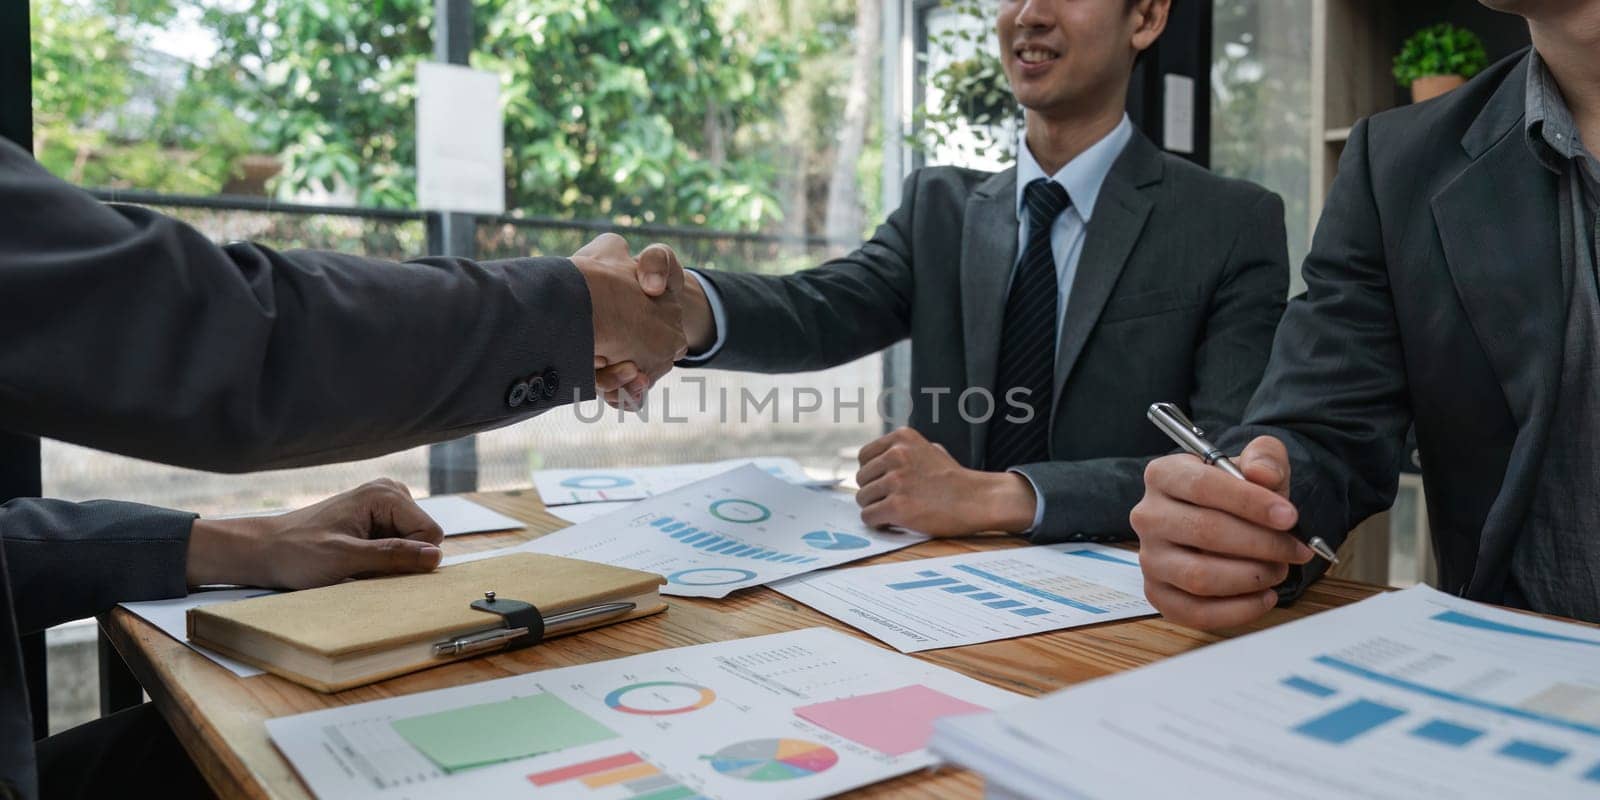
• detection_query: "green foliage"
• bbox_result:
[181,0,809,229]
[31,0,259,193]
[908,0,1017,164]
[1392,23,1488,87]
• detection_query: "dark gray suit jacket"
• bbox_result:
[0,137,595,799]
[696,132,1289,540]
[1220,51,1561,604]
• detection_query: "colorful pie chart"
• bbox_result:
[705,738,839,782]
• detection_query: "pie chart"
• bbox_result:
[801,530,871,551]
[705,738,839,782]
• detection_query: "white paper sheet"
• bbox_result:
[119,589,276,677]
[934,585,1600,799]
[413,495,525,536]
[533,457,825,505]
[453,466,926,597]
[772,543,1155,652]
[415,62,505,214]
[218,495,523,537]
[267,627,1021,800]
[547,500,637,524]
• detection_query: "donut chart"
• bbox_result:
[705,738,839,782]
[603,681,716,716]
[560,474,636,490]
[667,567,758,586]
[708,498,771,524]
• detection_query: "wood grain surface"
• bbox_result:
[100,488,1383,799]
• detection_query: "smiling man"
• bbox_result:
[663,0,1288,541]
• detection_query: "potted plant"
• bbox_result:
[1393,23,1489,103]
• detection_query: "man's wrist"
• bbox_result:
[185,517,269,587]
[975,470,1039,533]
[683,271,716,353]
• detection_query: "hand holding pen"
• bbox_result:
[1129,404,1336,631]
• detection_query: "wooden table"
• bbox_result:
[101,489,1384,799]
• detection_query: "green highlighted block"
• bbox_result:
[392,693,617,772]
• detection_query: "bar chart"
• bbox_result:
[647,516,820,565]
[774,544,1156,652]
[528,752,705,800]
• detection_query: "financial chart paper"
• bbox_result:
[267,628,1020,800]
[772,544,1154,652]
[937,585,1600,799]
[517,466,927,598]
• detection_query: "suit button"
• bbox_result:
[507,381,530,408]
[542,368,560,398]
[526,376,545,402]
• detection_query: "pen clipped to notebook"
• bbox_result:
[1146,402,1339,564]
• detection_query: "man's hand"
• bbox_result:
[185,479,446,590]
[855,427,1038,537]
[1129,435,1315,631]
[575,234,688,391]
[595,260,717,409]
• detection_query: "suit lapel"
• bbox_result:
[1429,53,1566,594]
[1049,135,1160,428]
[960,169,1020,465]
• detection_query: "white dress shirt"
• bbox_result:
[684,115,1136,533]
[1007,115,1134,531]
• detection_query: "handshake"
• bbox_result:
[570,233,713,408]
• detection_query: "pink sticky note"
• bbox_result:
[794,685,991,757]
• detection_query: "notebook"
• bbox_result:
[188,553,666,692]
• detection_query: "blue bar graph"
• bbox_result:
[954,565,1107,614]
[1498,740,1568,766]
[1062,549,1139,567]
[1293,700,1406,744]
[1282,676,1337,698]
[1314,655,1600,738]
[884,569,1053,617]
[645,516,825,565]
[1410,720,1483,747]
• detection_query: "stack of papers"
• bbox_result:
[533,457,832,505]
[267,627,1021,800]
[452,466,926,598]
[931,585,1600,799]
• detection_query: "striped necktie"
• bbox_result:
[985,178,1072,470]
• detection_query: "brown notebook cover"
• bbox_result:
[188,552,666,692]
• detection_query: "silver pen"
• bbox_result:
[1146,402,1339,563]
[432,601,637,657]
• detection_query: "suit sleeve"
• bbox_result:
[686,172,920,373]
[1019,189,1290,541]
[1219,119,1413,599]
[0,138,595,472]
[0,499,193,633]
